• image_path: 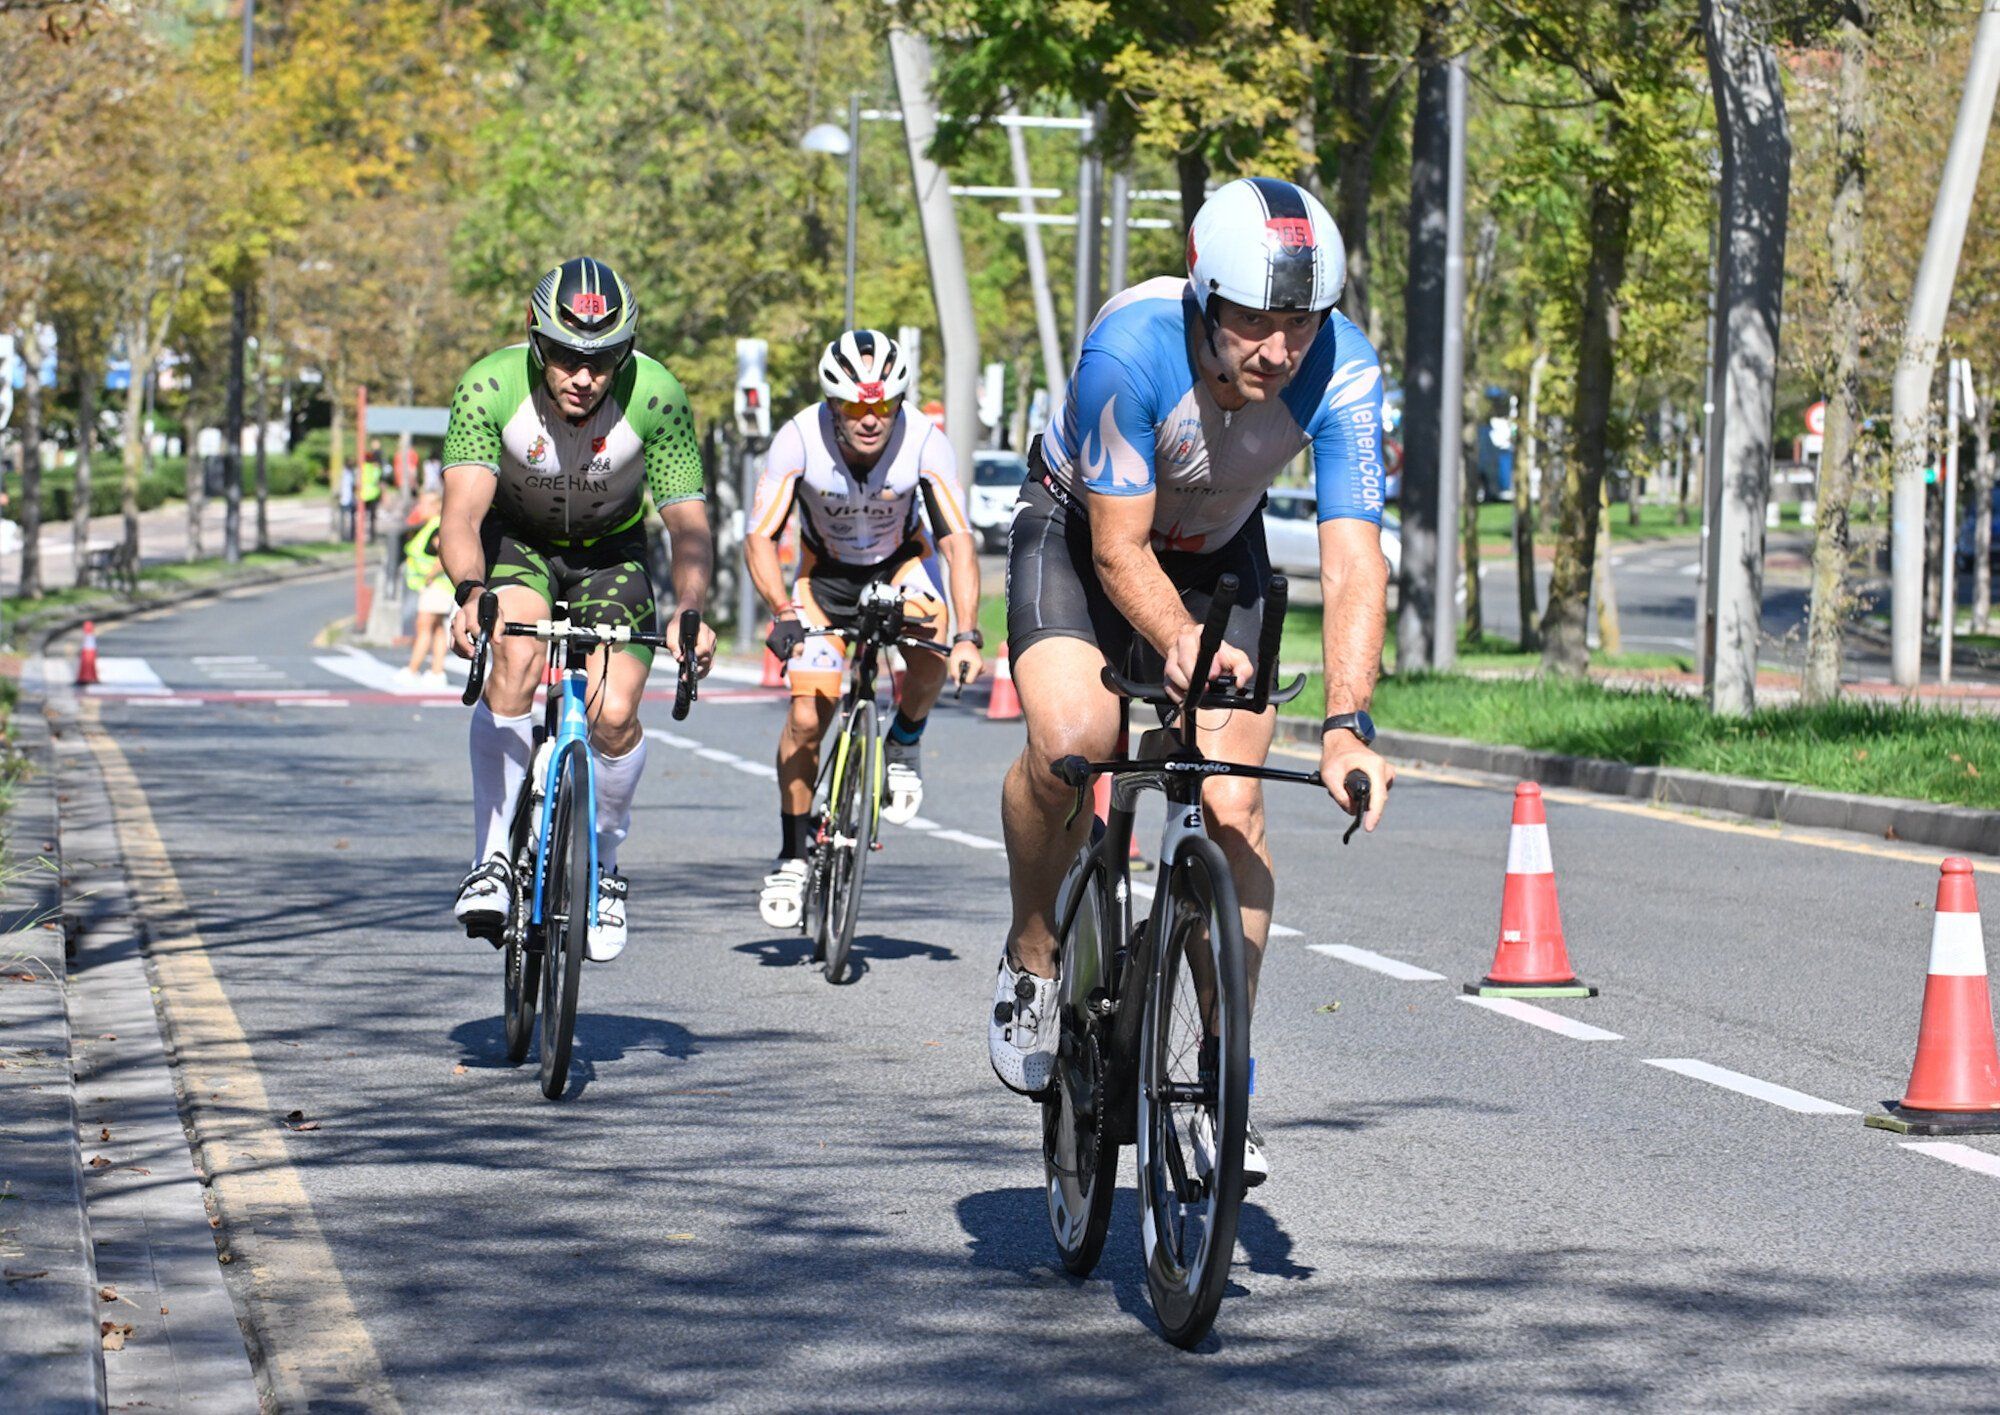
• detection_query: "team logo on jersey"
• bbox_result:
[1267,217,1314,253]
[591,436,608,454]
[526,435,549,465]
[1164,414,1201,465]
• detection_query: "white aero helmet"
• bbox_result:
[1187,177,1346,320]
[818,329,913,403]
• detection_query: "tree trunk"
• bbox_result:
[1803,3,1870,704]
[224,280,247,563]
[1397,10,1450,672]
[73,351,95,588]
[1336,51,1377,337]
[1701,0,1791,715]
[120,318,146,560]
[253,340,270,552]
[1594,481,1621,653]
[1540,174,1630,675]
[1975,376,1993,634]
[1461,435,1482,642]
[185,376,205,563]
[1176,149,1209,237]
[18,319,44,601]
[1515,346,1545,650]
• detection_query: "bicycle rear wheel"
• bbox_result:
[1137,835,1248,1348]
[537,743,591,1100]
[818,701,876,984]
[1043,843,1120,1277]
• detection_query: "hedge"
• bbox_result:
[4,453,329,522]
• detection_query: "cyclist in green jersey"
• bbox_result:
[439,256,715,962]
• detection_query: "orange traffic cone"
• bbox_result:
[760,620,786,689]
[1866,858,2000,1135]
[1465,782,1596,998]
[986,642,1021,721]
[74,621,99,687]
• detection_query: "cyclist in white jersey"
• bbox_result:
[745,330,984,926]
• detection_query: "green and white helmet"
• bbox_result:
[526,256,638,368]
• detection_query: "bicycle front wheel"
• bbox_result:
[502,832,540,1065]
[1136,835,1249,1349]
[538,743,591,1100]
[819,701,876,984]
[1043,842,1119,1277]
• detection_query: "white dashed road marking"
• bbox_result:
[1459,996,1624,1041]
[1901,1142,2000,1182]
[1642,1058,1856,1115]
[1310,943,1446,981]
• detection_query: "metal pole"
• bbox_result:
[1071,111,1103,357]
[1006,112,1067,400]
[1106,168,1132,293]
[1944,357,1966,683]
[736,438,760,653]
[222,0,254,565]
[886,24,981,485]
[1892,1,2000,687]
[845,92,860,330]
[1697,187,1722,684]
[353,385,370,629]
[1433,57,1468,669]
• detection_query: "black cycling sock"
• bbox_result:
[888,709,927,745]
[781,811,813,860]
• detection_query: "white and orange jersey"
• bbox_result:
[750,403,970,568]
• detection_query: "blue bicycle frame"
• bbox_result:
[529,663,599,933]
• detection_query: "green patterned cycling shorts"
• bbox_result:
[480,516,660,666]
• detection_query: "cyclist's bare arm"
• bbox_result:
[933,527,985,681]
[658,497,717,676]
[744,529,795,625]
[1088,489,1252,700]
[440,464,497,657]
[1317,516,1393,829]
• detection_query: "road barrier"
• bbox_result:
[1866,858,2000,1135]
[1466,782,1597,998]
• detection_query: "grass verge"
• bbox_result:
[1284,670,1999,811]
[4,540,352,626]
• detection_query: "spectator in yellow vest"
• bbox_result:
[399,491,451,685]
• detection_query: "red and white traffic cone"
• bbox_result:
[1867,858,2000,1135]
[760,620,786,689]
[1465,782,1596,998]
[986,642,1021,722]
[74,621,99,687]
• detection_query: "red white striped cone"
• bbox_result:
[74,621,99,687]
[1092,772,1146,863]
[986,642,1021,721]
[760,620,786,689]
[1866,858,2000,1135]
[1465,782,1596,998]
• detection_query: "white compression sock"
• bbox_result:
[591,737,648,874]
[469,703,535,865]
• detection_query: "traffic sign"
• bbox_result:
[1805,400,1826,436]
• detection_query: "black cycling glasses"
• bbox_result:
[535,333,629,377]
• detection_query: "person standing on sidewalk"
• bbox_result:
[400,491,452,686]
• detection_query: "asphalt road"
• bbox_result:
[76,574,2000,1410]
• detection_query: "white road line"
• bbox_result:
[1310,943,1446,981]
[314,650,413,695]
[933,829,1005,851]
[901,816,941,832]
[1642,1058,1856,1115]
[1128,879,1301,938]
[646,730,699,750]
[1901,1142,2000,1181]
[1458,995,1624,1041]
[730,760,777,779]
[694,746,740,765]
[90,657,171,694]
[291,699,353,709]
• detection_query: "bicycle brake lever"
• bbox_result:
[1342,770,1372,845]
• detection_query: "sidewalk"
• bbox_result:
[4,494,342,598]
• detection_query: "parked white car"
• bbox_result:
[1261,486,1400,579]
[970,449,1028,552]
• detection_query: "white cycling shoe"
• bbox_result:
[989,951,1060,1096]
[759,857,810,929]
[881,761,924,826]
[586,873,628,962]
[1189,1109,1270,1189]
[454,854,511,944]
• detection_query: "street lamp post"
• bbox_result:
[800,94,862,329]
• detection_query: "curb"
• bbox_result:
[0,708,104,1413]
[16,547,358,656]
[1274,718,2000,857]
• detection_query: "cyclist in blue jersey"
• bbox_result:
[988,177,1397,1183]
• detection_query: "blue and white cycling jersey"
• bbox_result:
[1041,276,1386,554]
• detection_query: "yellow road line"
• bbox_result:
[1270,739,2000,875]
[83,702,402,1413]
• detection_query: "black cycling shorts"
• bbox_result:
[1004,448,1271,681]
[481,516,660,666]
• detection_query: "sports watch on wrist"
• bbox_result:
[952,629,985,649]
[1322,710,1377,746]
[453,578,486,607]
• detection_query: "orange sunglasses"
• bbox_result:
[838,398,900,419]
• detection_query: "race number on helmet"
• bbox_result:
[1187,178,1346,318]
[818,329,913,403]
[527,256,639,364]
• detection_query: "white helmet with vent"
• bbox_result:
[817,329,912,403]
[1187,177,1346,319]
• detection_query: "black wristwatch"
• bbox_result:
[453,578,487,607]
[1322,710,1377,746]
[952,629,985,649]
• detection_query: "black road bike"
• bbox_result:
[1038,573,1371,1346]
[462,594,700,1099]
[792,582,961,984]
